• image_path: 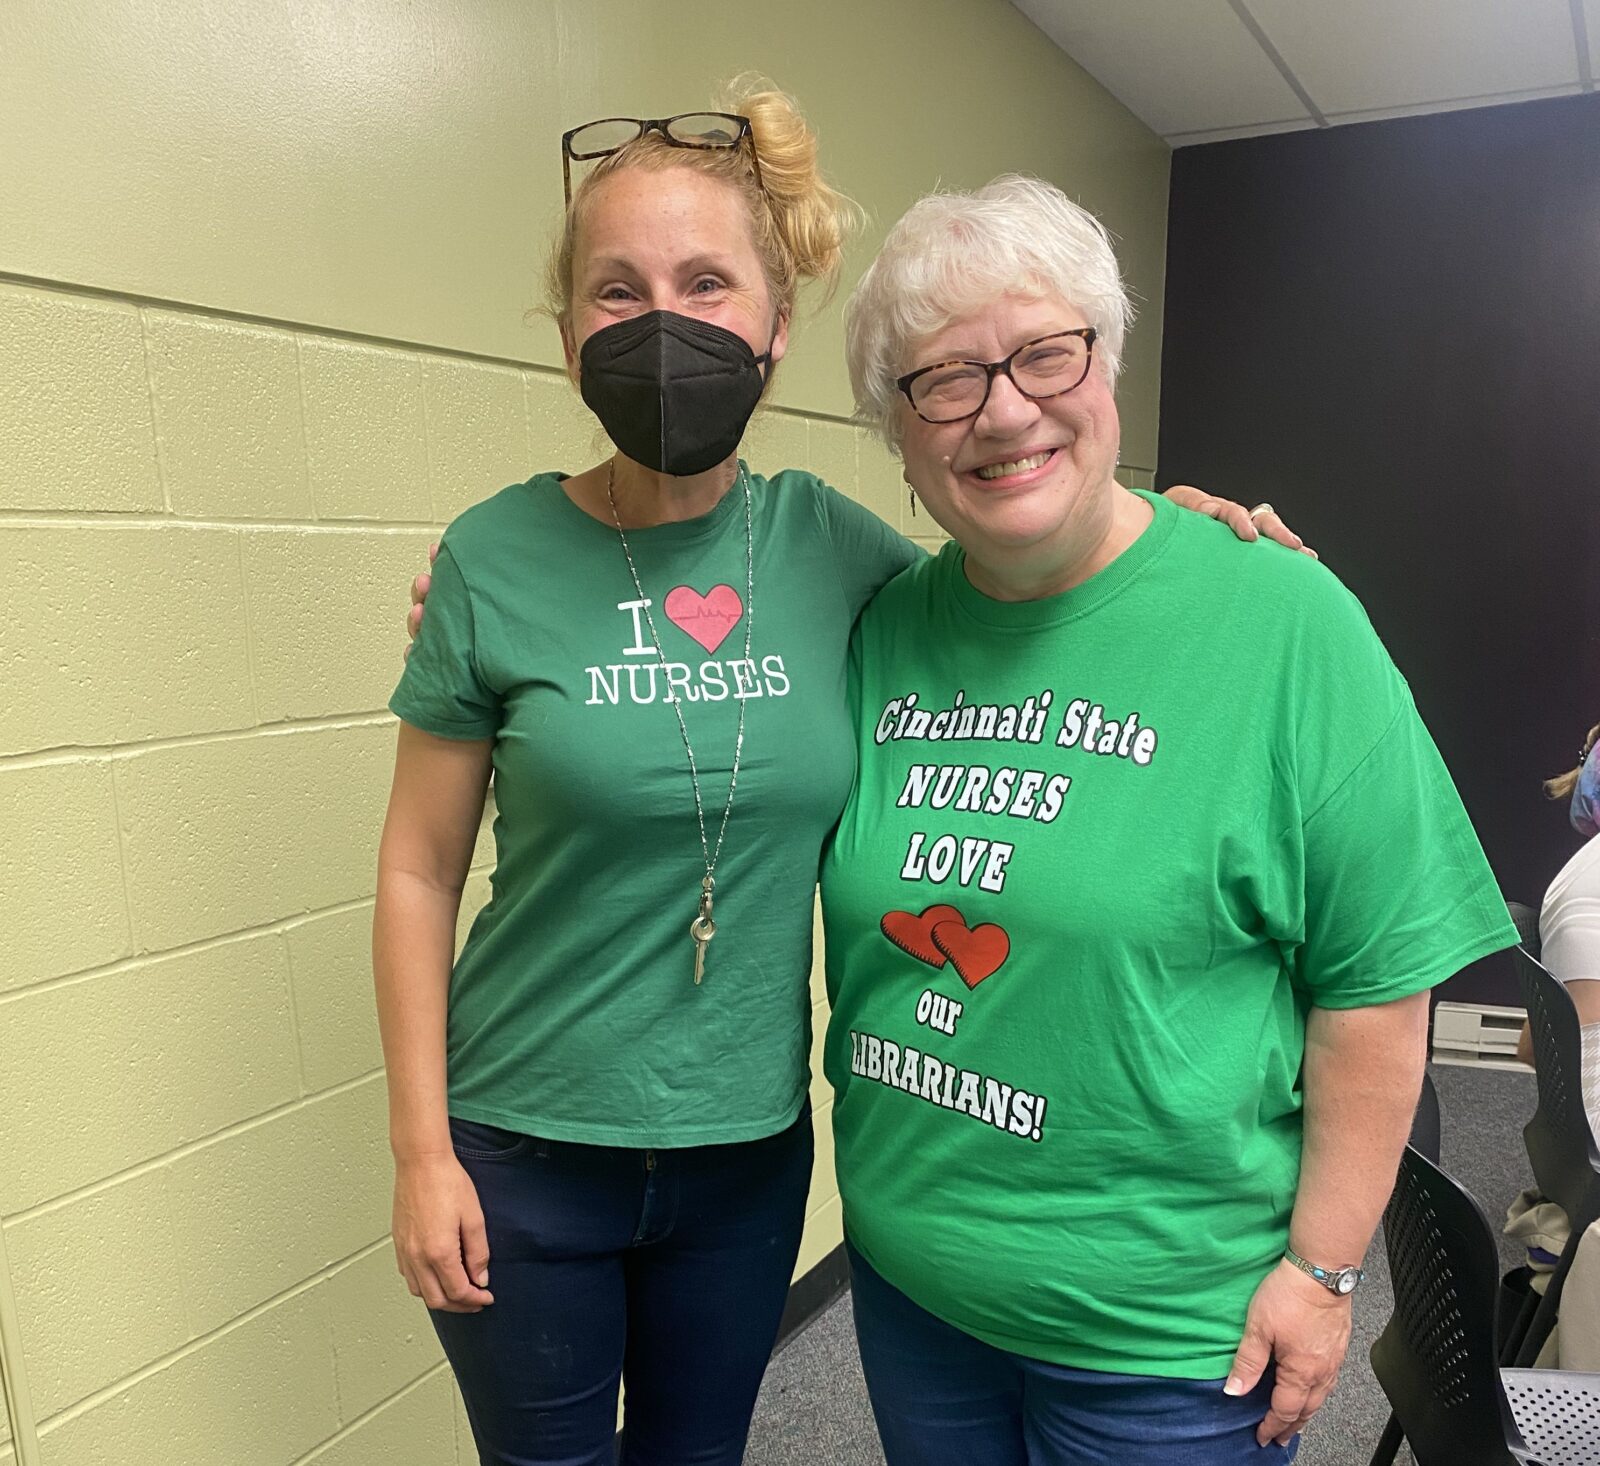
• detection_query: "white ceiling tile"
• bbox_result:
[1245,0,1583,114]
[1167,117,1320,147]
[1012,0,1312,137]
[1581,0,1600,80]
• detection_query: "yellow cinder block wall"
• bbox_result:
[0,2,1169,1461]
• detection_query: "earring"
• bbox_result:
[908,486,917,518]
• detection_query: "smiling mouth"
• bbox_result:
[974,450,1054,481]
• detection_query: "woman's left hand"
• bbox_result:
[1163,485,1318,557]
[1225,1258,1353,1446]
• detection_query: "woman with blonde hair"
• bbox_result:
[377,86,906,1465]
[380,84,1298,1464]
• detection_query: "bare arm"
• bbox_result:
[1228,990,1430,1444]
[374,721,494,1310]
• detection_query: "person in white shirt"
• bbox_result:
[1518,723,1600,1126]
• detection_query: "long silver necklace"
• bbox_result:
[605,459,753,985]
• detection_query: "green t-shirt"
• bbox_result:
[820,490,1515,1377]
[391,465,916,1146]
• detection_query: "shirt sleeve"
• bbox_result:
[816,483,924,621]
[388,541,501,740]
[1291,699,1518,1008]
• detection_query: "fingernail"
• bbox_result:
[1224,1377,1245,1396]
[476,1270,489,1287]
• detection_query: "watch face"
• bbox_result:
[1335,1269,1358,1295]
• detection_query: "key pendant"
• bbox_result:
[690,913,716,985]
[690,875,716,985]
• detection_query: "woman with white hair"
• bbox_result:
[820,175,1517,1464]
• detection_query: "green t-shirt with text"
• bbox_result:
[392,466,916,1146]
[821,490,1515,1377]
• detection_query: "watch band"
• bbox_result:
[1284,1246,1365,1295]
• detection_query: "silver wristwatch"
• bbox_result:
[1283,1246,1365,1296]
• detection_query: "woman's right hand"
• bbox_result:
[391,1151,495,1312]
[404,543,439,658]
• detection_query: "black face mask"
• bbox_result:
[579,310,773,477]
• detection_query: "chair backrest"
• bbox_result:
[1506,901,1541,960]
[1370,1145,1523,1466]
[1410,1069,1442,1165]
[1516,946,1600,1234]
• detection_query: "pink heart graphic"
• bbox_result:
[664,585,744,655]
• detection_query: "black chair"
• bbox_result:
[1369,1144,1600,1465]
[1367,1071,1447,1465]
[1505,947,1600,1368]
[1410,1068,1441,1165]
[1507,901,1542,960]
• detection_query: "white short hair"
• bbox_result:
[845,175,1134,446]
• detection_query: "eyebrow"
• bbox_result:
[583,252,740,277]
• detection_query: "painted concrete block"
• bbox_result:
[455,1381,474,1462]
[301,1370,456,1466]
[802,1095,838,1224]
[809,994,833,1116]
[8,1167,191,1417]
[243,528,435,721]
[286,904,383,1095]
[743,409,809,482]
[116,721,392,951]
[0,931,298,1214]
[35,1284,337,1466]
[299,339,431,523]
[855,430,907,533]
[145,311,312,520]
[806,417,858,500]
[291,826,493,1096]
[423,359,529,522]
[0,283,161,512]
[0,525,252,756]
[1,758,130,991]
[524,369,600,475]
[325,1249,447,1424]
[795,1193,843,1279]
[162,1078,390,1335]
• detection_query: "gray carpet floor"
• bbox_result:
[746,1062,1538,1466]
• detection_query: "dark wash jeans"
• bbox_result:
[433,1105,813,1466]
[847,1241,1299,1466]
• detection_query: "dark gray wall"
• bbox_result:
[1158,94,1600,1004]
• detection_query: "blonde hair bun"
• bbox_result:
[719,75,862,297]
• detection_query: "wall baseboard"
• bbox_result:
[775,1242,850,1353]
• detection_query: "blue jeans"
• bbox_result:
[433,1107,812,1466]
[847,1241,1298,1466]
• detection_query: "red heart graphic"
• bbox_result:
[880,905,965,968]
[932,920,1010,989]
[664,584,744,655]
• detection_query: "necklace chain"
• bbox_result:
[605,459,753,899]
